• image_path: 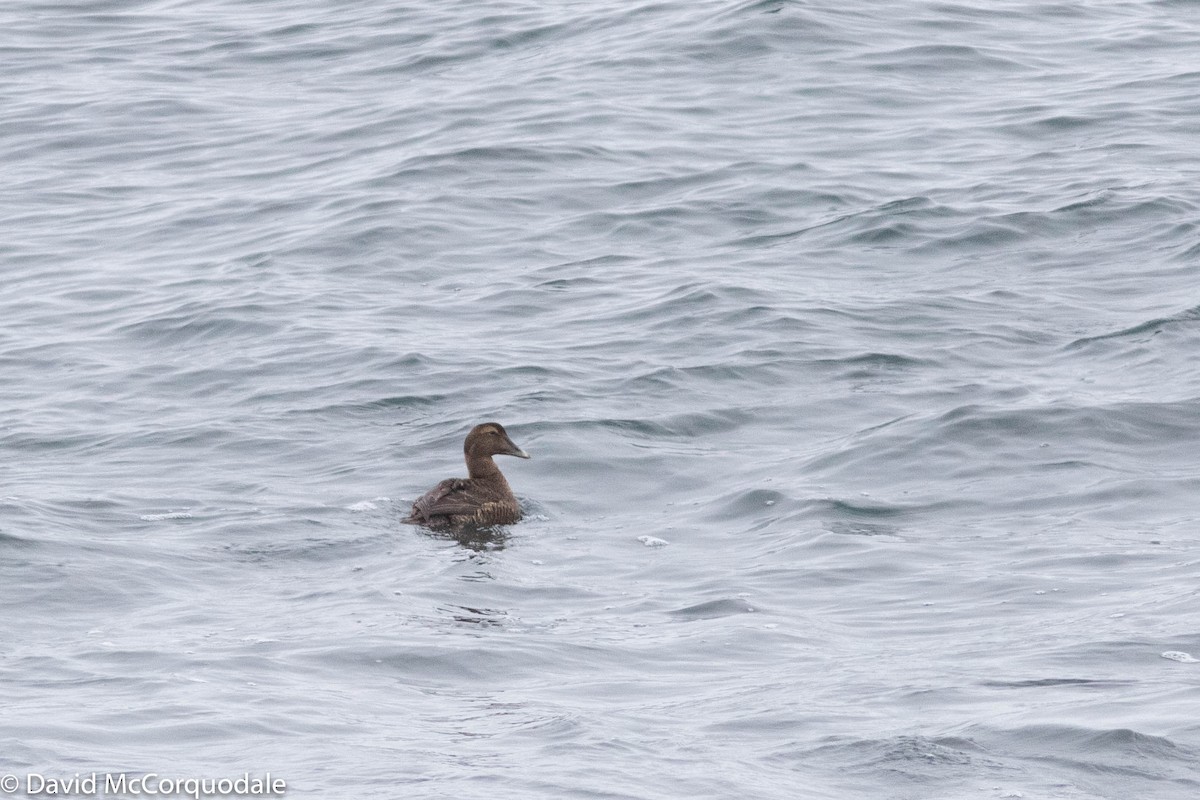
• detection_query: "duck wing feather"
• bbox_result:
[406,478,484,522]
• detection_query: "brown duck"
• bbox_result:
[403,422,530,530]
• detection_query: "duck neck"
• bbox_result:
[466,454,507,484]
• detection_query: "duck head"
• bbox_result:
[464,422,530,461]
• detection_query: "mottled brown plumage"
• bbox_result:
[403,422,530,530]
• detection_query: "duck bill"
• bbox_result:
[503,437,531,459]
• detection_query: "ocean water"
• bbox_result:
[3,0,1199,797]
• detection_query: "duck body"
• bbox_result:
[403,422,530,530]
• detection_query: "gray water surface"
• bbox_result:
[3,1,1200,798]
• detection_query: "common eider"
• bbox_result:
[402,422,530,530]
